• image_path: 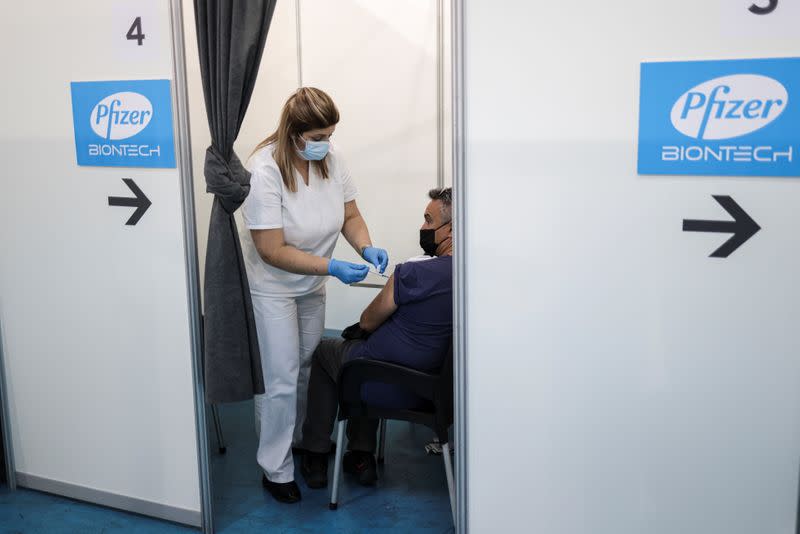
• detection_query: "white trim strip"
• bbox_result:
[16,472,202,527]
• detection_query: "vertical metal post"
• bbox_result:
[329,420,346,510]
[451,0,468,532]
[436,0,445,189]
[377,419,387,464]
[796,460,800,534]
[0,319,16,490]
[211,404,226,454]
[168,1,214,532]
[442,442,456,524]
[295,0,303,88]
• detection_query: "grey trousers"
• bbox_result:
[300,338,380,454]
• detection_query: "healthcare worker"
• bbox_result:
[240,87,389,504]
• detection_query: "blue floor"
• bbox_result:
[209,400,453,533]
[0,367,453,533]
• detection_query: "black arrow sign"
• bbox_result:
[749,0,778,15]
[683,195,760,258]
[108,178,151,226]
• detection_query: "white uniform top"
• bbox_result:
[240,143,357,297]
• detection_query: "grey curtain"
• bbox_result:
[194,0,277,402]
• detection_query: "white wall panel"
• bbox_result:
[0,0,200,522]
[462,1,800,532]
[301,0,442,329]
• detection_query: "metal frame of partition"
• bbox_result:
[451,0,467,532]
[0,319,16,490]
[437,0,446,189]
[295,0,304,87]
[168,1,213,532]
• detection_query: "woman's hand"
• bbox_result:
[361,246,389,274]
[328,258,369,284]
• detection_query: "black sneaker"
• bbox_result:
[261,474,301,504]
[342,451,377,486]
[301,451,329,489]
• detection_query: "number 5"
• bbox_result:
[749,0,778,15]
[126,17,145,46]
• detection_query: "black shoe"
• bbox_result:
[301,451,329,489]
[292,440,337,456]
[342,451,377,486]
[261,474,301,503]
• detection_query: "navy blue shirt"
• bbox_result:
[349,255,453,408]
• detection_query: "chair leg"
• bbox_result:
[211,404,226,454]
[329,420,346,510]
[441,442,456,524]
[377,419,387,464]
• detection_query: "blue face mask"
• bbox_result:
[296,134,330,161]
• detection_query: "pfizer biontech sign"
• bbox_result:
[70,80,175,168]
[638,58,799,177]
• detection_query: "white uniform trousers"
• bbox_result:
[252,286,326,482]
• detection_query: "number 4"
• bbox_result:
[126,17,145,46]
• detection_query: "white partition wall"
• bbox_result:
[0,0,205,527]
[459,1,800,533]
[302,0,448,329]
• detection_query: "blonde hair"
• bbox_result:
[253,87,340,192]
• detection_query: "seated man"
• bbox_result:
[300,187,454,489]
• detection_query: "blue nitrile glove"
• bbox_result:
[328,258,369,284]
[362,246,389,274]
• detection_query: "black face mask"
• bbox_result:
[419,222,449,256]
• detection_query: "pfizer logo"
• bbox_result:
[670,74,787,140]
[90,92,153,140]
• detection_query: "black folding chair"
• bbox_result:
[329,341,454,522]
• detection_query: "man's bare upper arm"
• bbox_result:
[360,274,398,331]
[376,275,396,308]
